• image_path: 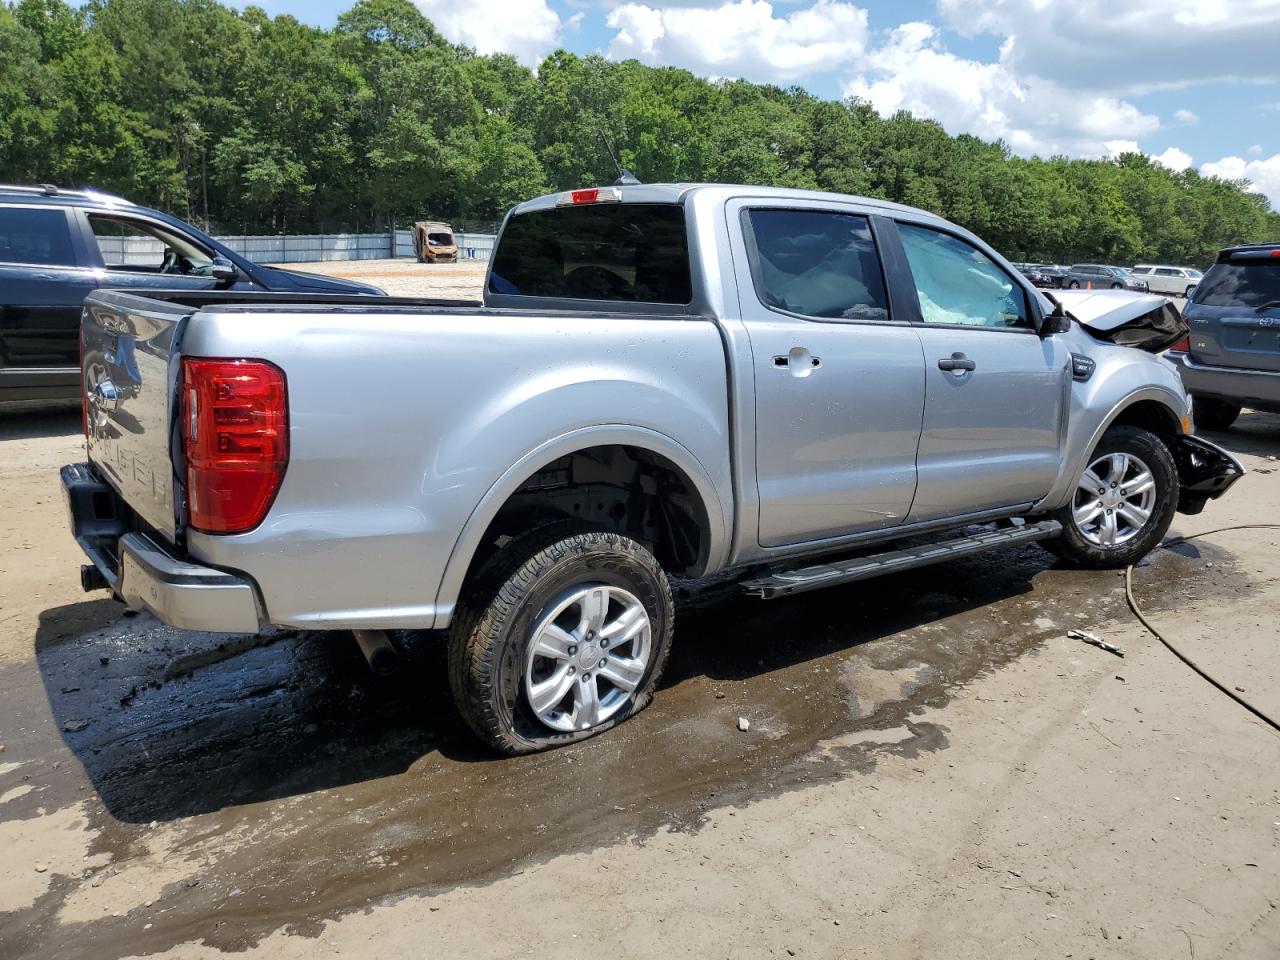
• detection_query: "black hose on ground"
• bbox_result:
[1123,523,1280,736]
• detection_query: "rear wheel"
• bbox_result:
[1068,280,1081,289]
[1110,282,1123,289]
[1044,425,1177,569]
[1191,395,1241,432]
[448,526,674,754]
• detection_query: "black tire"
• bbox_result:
[1043,425,1178,569]
[1184,285,1196,298]
[1191,395,1241,432]
[448,525,674,754]
[1109,282,1122,289]
[1068,279,1080,289]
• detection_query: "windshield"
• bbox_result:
[427,232,453,245]
[1193,260,1280,307]
[489,203,692,304]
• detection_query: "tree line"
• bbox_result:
[2,0,1277,264]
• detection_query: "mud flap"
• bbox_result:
[1174,435,1246,515]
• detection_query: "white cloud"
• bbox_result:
[1152,146,1194,171]
[1173,108,1198,124]
[937,0,1280,93]
[1104,140,1141,157]
[1200,153,1280,210]
[605,0,869,85]
[1248,144,1264,156]
[413,0,563,66]
[842,23,1158,158]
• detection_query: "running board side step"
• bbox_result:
[742,520,1063,599]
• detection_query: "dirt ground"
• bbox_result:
[282,258,488,299]
[1,261,1277,959]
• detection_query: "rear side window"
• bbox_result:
[741,209,889,321]
[1194,260,1280,307]
[489,203,692,304]
[0,206,76,266]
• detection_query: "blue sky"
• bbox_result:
[247,0,1280,208]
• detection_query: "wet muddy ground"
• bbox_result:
[0,507,1249,959]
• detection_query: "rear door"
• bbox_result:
[889,220,1069,522]
[728,201,926,546]
[0,204,97,374]
[1188,254,1280,373]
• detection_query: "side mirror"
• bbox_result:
[1038,293,1072,335]
[210,256,238,284]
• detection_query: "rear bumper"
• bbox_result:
[61,463,261,633]
[1167,351,1280,411]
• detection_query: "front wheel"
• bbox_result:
[1068,280,1081,289]
[448,526,674,754]
[1043,425,1178,569]
[1110,282,1123,289]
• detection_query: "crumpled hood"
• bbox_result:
[251,264,386,296]
[1055,289,1188,352]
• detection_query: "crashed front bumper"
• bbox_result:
[1172,435,1246,515]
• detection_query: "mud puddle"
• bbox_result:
[0,537,1247,959]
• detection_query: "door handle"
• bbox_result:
[937,352,976,373]
[773,348,821,378]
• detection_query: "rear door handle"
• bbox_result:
[937,352,976,372]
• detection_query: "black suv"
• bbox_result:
[0,184,384,401]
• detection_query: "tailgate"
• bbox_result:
[83,290,193,540]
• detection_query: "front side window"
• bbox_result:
[897,223,1029,329]
[89,215,214,276]
[742,209,889,321]
[0,206,77,266]
[489,203,692,304]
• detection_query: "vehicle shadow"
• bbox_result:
[0,399,81,440]
[31,542,1058,825]
[1199,408,1280,460]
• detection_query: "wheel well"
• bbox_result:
[466,445,711,582]
[1109,399,1181,445]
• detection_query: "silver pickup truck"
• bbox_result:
[63,183,1244,753]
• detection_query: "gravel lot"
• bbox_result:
[1,263,1278,959]
[283,258,487,299]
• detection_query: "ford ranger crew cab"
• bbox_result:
[62,183,1243,754]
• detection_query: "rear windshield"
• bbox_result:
[489,203,692,304]
[1194,260,1280,307]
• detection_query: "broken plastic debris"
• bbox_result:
[737,717,750,732]
[1068,629,1124,658]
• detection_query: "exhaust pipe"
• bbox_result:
[352,629,399,676]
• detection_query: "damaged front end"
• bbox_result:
[1054,290,1189,353]
[1174,435,1246,515]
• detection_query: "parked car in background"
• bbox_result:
[1016,264,1061,288]
[1168,243,1280,430]
[0,184,385,402]
[412,221,458,262]
[1062,264,1150,291]
[62,181,1242,755]
[1129,264,1203,298]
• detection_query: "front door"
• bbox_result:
[730,203,926,547]
[75,210,223,297]
[891,221,1069,522]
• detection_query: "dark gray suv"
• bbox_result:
[0,184,384,402]
[1168,243,1280,430]
[1062,264,1150,291]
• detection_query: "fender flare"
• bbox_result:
[430,424,730,628]
[1039,385,1188,512]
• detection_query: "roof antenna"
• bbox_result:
[599,129,640,186]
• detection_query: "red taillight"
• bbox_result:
[1168,334,1191,353]
[558,186,622,206]
[571,188,600,204]
[1272,249,1280,258]
[181,358,288,534]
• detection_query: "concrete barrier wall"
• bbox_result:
[97,231,498,265]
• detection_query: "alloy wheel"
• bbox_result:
[1072,452,1157,547]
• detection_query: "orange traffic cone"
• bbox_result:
[1086,280,1092,289]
